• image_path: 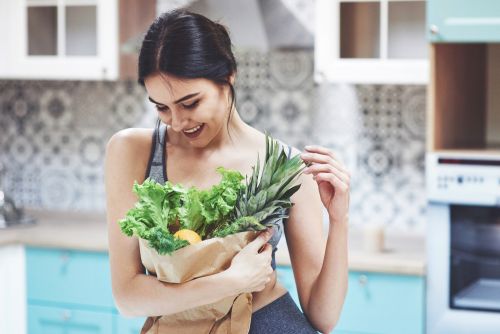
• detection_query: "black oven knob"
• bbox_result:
[457,176,463,184]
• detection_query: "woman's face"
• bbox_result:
[144,72,232,148]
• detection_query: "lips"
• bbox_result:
[182,123,205,139]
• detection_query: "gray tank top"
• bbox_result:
[144,122,292,270]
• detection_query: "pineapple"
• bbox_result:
[210,133,307,238]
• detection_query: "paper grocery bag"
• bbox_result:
[138,230,259,334]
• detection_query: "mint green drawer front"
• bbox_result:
[28,304,113,334]
[428,0,500,42]
[114,314,147,334]
[26,247,115,309]
[335,272,425,334]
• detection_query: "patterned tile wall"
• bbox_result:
[0,50,426,232]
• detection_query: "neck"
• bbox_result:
[204,107,250,152]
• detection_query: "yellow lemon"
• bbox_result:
[174,229,202,244]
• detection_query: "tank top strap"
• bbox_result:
[144,122,168,183]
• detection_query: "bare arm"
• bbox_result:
[104,129,240,317]
[284,147,349,333]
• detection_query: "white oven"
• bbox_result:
[426,151,500,334]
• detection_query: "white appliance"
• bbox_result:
[427,151,500,334]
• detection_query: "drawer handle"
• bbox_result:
[358,275,368,286]
[429,24,439,35]
[60,251,71,263]
[61,310,72,321]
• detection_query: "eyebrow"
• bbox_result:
[148,92,200,106]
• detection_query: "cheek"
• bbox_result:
[203,99,228,123]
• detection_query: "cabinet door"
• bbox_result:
[6,0,118,80]
[0,245,26,334]
[428,0,500,42]
[114,314,147,334]
[26,247,115,309]
[315,0,429,84]
[335,272,425,334]
[28,304,112,334]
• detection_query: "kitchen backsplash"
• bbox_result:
[0,50,426,232]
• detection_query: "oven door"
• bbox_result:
[427,203,500,334]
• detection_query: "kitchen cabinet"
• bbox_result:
[28,304,113,334]
[115,314,148,334]
[426,2,500,152]
[26,247,146,334]
[0,244,26,334]
[315,0,429,84]
[0,0,155,80]
[427,45,500,150]
[276,265,425,334]
[427,0,500,42]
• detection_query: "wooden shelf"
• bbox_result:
[427,43,500,151]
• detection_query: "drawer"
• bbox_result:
[28,303,113,334]
[335,272,425,334]
[427,0,500,42]
[114,314,147,334]
[26,247,115,309]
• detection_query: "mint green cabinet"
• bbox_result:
[276,265,425,334]
[427,0,500,42]
[28,304,113,334]
[26,247,115,308]
[114,314,147,334]
[26,247,146,334]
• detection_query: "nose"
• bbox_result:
[170,109,187,132]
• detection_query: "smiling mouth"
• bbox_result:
[182,123,205,138]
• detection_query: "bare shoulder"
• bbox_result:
[106,127,153,155]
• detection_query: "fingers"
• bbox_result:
[247,228,274,253]
[258,242,272,255]
[303,163,350,184]
[301,146,351,188]
[314,172,350,194]
[301,146,350,176]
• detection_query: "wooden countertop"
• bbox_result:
[0,208,426,276]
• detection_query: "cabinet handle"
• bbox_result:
[358,275,368,286]
[60,251,70,263]
[315,71,327,83]
[429,24,439,35]
[61,309,72,321]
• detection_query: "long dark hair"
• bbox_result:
[138,9,238,144]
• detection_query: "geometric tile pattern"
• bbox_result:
[0,50,427,231]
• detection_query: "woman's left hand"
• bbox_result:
[300,145,350,224]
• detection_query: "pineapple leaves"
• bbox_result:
[222,132,306,235]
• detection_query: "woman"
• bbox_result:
[105,9,349,334]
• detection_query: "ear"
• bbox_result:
[228,73,236,85]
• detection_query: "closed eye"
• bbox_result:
[182,100,200,110]
[155,105,167,112]
[154,99,200,112]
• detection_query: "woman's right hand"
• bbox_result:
[227,228,275,294]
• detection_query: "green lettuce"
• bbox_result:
[118,166,246,255]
